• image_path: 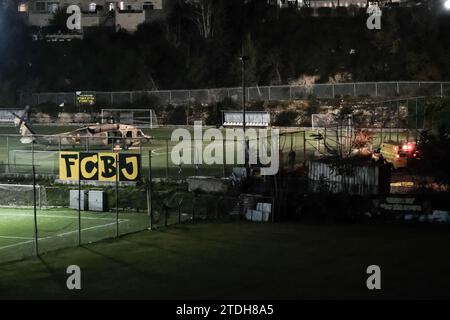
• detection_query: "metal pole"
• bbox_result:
[192,194,195,222]
[303,131,306,161]
[240,55,249,176]
[32,164,39,256]
[165,139,169,179]
[165,205,168,227]
[115,153,119,237]
[396,101,400,143]
[148,150,153,230]
[380,105,384,144]
[6,136,9,173]
[222,138,226,177]
[78,156,81,246]
[31,139,35,174]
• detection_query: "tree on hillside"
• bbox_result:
[414,125,450,187]
[186,0,217,39]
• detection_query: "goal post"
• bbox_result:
[0,184,47,209]
[101,109,159,128]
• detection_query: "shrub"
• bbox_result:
[273,110,299,126]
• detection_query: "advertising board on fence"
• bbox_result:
[76,91,96,105]
[59,152,141,182]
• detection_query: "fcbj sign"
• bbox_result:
[59,152,141,182]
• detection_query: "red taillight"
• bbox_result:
[402,143,415,152]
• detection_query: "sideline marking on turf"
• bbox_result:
[57,220,127,237]
[0,239,34,251]
[0,220,129,251]
[0,235,34,240]
[0,212,125,221]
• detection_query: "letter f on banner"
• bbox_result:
[67,5,81,30]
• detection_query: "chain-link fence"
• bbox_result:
[21,81,450,107]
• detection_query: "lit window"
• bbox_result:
[18,3,27,12]
[89,3,96,12]
[119,1,124,10]
[109,3,115,10]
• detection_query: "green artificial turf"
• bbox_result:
[1,221,450,299]
[0,208,150,263]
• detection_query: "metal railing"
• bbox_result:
[21,81,450,107]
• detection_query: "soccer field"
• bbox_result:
[0,125,414,178]
[0,208,149,263]
[1,221,450,299]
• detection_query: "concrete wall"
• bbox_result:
[187,177,230,194]
[115,10,145,32]
[28,12,53,26]
[81,14,102,27]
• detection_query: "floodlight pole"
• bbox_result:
[240,55,250,176]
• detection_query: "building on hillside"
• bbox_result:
[17,0,164,32]
[268,0,411,8]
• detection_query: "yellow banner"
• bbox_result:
[59,152,141,182]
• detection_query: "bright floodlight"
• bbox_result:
[445,0,450,10]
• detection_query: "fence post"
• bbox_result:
[192,194,195,222]
[115,153,119,237]
[415,98,418,141]
[148,150,153,230]
[32,164,39,256]
[6,136,9,173]
[222,138,226,177]
[166,139,169,179]
[164,205,168,227]
[303,131,306,162]
[375,83,378,97]
[78,158,81,246]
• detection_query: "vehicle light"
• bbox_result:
[402,143,415,152]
